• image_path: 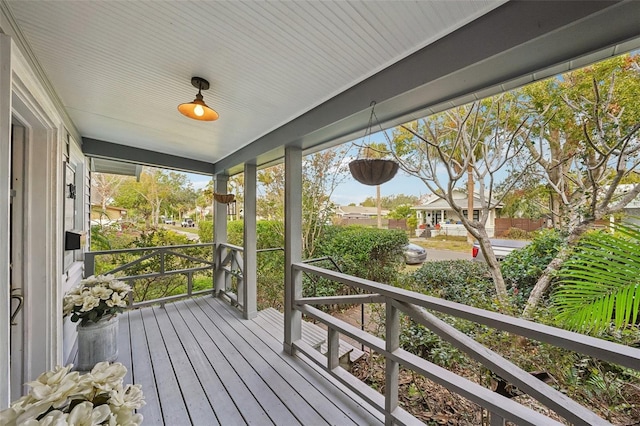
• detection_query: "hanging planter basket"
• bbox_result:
[348,101,399,186]
[213,193,236,204]
[349,159,399,186]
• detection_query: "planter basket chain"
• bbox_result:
[348,101,399,186]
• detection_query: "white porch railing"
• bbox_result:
[84,243,215,308]
[289,262,640,426]
[216,243,285,318]
[217,242,245,309]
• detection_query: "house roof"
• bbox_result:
[2,1,639,175]
[412,190,502,210]
[90,204,127,212]
[337,206,390,216]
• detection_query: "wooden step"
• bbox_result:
[255,308,366,364]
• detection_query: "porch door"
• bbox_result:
[10,123,25,400]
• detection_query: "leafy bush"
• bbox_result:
[395,260,494,365]
[316,226,408,283]
[403,260,494,309]
[503,227,530,239]
[198,220,213,243]
[501,228,565,306]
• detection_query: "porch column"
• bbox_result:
[284,146,302,354]
[214,174,228,298]
[243,163,257,320]
[0,34,12,409]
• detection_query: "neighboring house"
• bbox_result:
[411,190,502,237]
[90,204,127,222]
[335,205,390,219]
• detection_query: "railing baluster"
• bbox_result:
[327,327,340,370]
[187,271,193,297]
[385,299,399,426]
[84,252,95,277]
[490,412,505,426]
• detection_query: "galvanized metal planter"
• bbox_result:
[77,316,119,371]
[348,159,399,186]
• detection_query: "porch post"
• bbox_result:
[214,174,228,297]
[0,34,12,409]
[243,163,257,320]
[284,146,302,354]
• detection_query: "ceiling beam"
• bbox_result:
[82,138,214,175]
[214,0,640,175]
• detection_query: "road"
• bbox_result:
[426,249,471,262]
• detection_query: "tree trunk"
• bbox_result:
[522,221,591,317]
[376,184,382,229]
[459,220,509,306]
[467,166,474,243]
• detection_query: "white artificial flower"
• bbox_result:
[66,402,110,426]
[105,293,124,308]
[90,286,113,300]
[109,384,145,411]
[31,410,69,426]
[0,407,19,426]
[108,280,130,293]
[88,363,127,393]
[80,296,100,313]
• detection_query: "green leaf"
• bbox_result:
[554,223,640,333]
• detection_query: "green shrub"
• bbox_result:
[503,227,530,239]
[501,228,565,306]
[316,226,408,283]
[198,220,213,243]
[403,260,494,309]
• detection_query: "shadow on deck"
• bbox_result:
[117,296,382,425]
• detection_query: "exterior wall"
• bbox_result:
[0,26,86,406]
[418,224,496,238]
[90,205,126,221]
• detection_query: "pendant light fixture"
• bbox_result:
[178,77,219,121]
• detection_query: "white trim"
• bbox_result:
[0,33,12,409]
[8,35,69,389]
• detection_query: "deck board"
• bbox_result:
[211,298,384,425]
[164,303,245,425]
[173,300,272,425]
[152,305,219,426]
[197,298,355,426]
[127,310,163,424]
[140,308,191,425]
[116,296,382,426]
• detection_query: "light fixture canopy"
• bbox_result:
[178,77,219,121]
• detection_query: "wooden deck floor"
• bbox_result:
[116,296,383,425]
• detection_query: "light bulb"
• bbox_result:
[193,104,205,117]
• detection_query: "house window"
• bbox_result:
[462,209,480,221]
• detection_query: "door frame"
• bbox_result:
[10,122,25,400]
[0,35,62,407]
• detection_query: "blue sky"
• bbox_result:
[186,129,431,206]
[186,167,428,206]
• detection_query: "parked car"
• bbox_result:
[164,219,175,225]
[403,243,427,264]
[181,218,195,227]
[472,239,530,261]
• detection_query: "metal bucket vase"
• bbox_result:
[348,159,399,186]
[77,316,119,371]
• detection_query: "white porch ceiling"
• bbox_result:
[3,0,503,167]
[2,1,640,175]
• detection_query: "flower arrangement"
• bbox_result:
[63,275,132,326]
[0,362,144,425]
